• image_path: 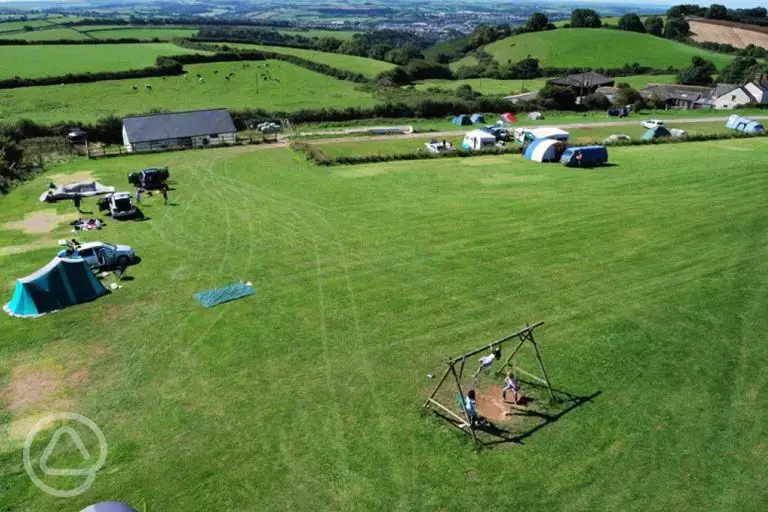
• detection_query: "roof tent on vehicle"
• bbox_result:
[4,257,107,318]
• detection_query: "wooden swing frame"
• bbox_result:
[423,321,554,444]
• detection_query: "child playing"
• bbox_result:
[464,389,478,426]
[473,348,501,378]
[502,371,519,404]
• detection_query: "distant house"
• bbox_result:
[594,86,619,103]
[549,72,615,93]
[709,83,754,109]
[743,75,768,104]
[641,84,714,109]
[122,108,237,153]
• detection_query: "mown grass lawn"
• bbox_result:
[229,43,395,77]
[2,139,768,511]
[0,43,206,80]
[0,60,378,124]
[452,28,734,70]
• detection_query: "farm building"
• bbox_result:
[641,84,713,110]
[122,109,237,153]
[549,72,614,93]
[710,84,753,109]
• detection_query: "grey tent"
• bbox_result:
[81,503,137,512]
[470,113,485,123]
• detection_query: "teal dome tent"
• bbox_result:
[4,257,108,318]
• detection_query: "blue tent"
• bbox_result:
[641,126,671,141]
[560,145,608,168]
[470,113,485,124]
[451,115,472,126]
[726,114,764,134]
[4,257,107,318]
[524,138,561,162]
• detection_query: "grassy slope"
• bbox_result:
[0,27,89,40]
[0,43,206,80]
[82,28,199,40]
[1,139,768,511]
[229,43,395,77]
[452,28,734,70]
[0,60,377,124]
[413,74,677,96]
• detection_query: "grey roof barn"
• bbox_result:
[122,109,236,144]
[121,108,238,152]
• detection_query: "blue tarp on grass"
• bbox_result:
[194,282,254,308]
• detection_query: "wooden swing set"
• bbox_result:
[423,321,554,444]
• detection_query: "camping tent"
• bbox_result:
[4,257,107,318]
[528,112,544,120]
[470,113,485,124]
[524,138,563,162]
[726,114,764,134]
[500,112,517,124]
[81,503,137,512]
[641,126,671,141]
[452,115,472,126]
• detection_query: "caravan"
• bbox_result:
[462,129,498,151]
[513,127,570,146]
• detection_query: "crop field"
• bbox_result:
[0,43,206,80]
[413,74,677,96]
[82,27,199,40]
[2,138,768,511]
[229,43,395,77]
[0,60,378,124]
[452,29,734,70]
[0,27,88,40]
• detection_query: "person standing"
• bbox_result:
[464,389,478,427]
[161,184,169,205]
[72,193,82,214]
[502,371,519,404]
[136,188,143,204]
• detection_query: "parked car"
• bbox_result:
[97,192,143,220]
[607,108,629,118]
[128,167,169,190]
[560,145,609,168]
[58,240,136,270]
[603,134,631,144]
[424,140,456,154]
[641,119,665,129]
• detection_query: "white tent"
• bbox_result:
[523,138,561,162]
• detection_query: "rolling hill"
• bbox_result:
[452,28,734,70]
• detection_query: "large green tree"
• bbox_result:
[664,17,690,40]
[706,4,728,20]
[525,12,550,32]
[571,9,602,28]
[618,13,646,33]
[678,56,717,85]
[718,57,758,83]
[644,16,665,37]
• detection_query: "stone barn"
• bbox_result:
[122,109,237,153]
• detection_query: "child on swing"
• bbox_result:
[473,347,502,378]
[502,371,520,404]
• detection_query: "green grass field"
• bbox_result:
[2,138,768,511]
[230,43,395,77]
[275,28,360,40]
[82,27,199,40]
[0,19,56,32]
[0,27,89,40]
[0,43,206,80]
[0,60,378,124]
[413,74,678,96]
[452,28,734,70]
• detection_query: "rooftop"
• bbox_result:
[123,109,236,144]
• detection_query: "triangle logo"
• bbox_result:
[39,426,92,477]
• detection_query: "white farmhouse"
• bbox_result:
[122,108,237,153]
